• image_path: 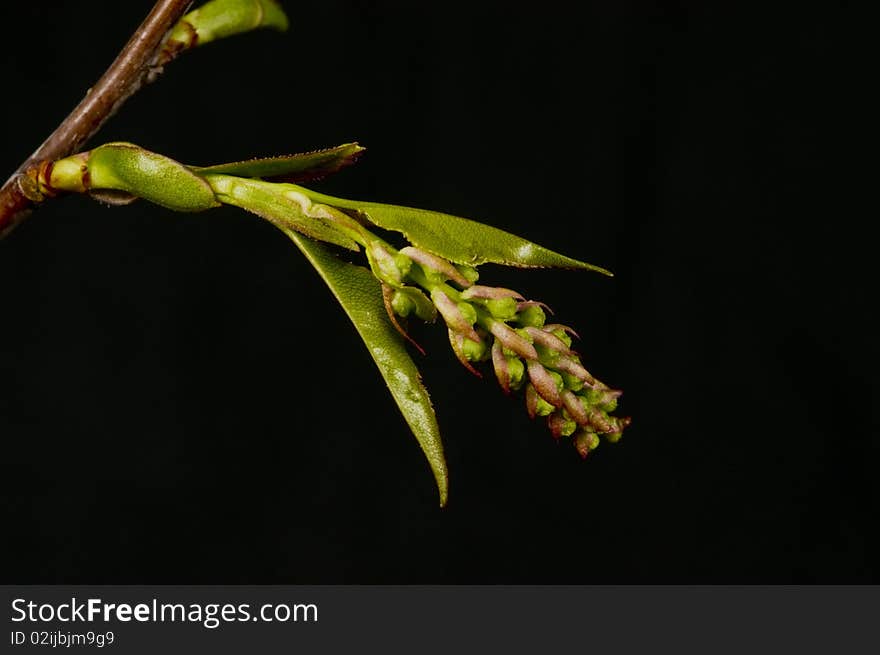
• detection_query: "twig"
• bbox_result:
[0,0,193,238]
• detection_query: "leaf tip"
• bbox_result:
[437,476,449,508]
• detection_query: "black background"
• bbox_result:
[0,2,873,582]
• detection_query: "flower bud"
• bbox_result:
[585,408,615,433]
[400,247,472,287]
[560,371,584,392]
[484,297,519,320]
[507,356,525,390]
[516,303,547,328]
[574,430,600,458]
[456,264,480,284]
[555,356,597,387]
[461,335,489,362]
[487,320,538,361]
[605,430,624,443]
[448,330,481,377]
[391,290,415,317]
[544,324,578,345]
[369,242,407,286]
[432,290,481,342]
[547,410,577,439]
[526,360,562,407]
[491,341,510,393]
[525,384,555,418]
[457,300,478,326]
[561,390,589,426]
[584,387,622,411]
[397,287,437,322]
[524,326,574,356]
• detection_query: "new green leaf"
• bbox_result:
[287,231,449,506]
[192,143,365,183]
[296,188,613,274]
[205,174,361,251]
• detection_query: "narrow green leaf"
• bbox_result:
[192,144,365,183]
[287,232,449,506]
[204,174,361,251]
[298,188,613,274]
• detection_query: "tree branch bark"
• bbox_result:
[0,0,193,238]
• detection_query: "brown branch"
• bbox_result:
[0,0,193,239]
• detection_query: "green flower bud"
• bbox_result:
[368,242,407,286]
[484,297,518,320]
[507,356,525,390]
[457,301,478,326]
[535,343,561,368]
[574,431,600,458]
[584,387,623,411]
[548,370,564,394]
[547,410,577,439]
[525,384,555,418]
[391,290,415,317]
[461,337,489,362]
[394,252,413,278]
[535,396,555,417]
[516,303,546,327]
[404,288,438,322]
[549,328,572,348]
[605,431,624,443]
[456,264,480,284]
[560,371,584,392]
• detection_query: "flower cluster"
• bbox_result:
[368,241,630,456]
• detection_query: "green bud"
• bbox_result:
[484,297,518,320]
[173,0,289,48]
[549,328,572,348]
[457,301,478,326]
[535,396,555,417]
[417,262,447,286]
[516,303,546,327]
[367,242,407,286]
[394,253,413,278]
[86,143,219,212]
[547,410,577,439]
[507,356,525,390]
[535,343,561,368]
[560,371,584,392]
[583,388,622,412]
[456,264,479,284]
[461,337,489,362]
[401,288,438,322]
[605,431,624,444]
[574,431,601,457]
[391,290,415,317]
[548,370,565,394]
